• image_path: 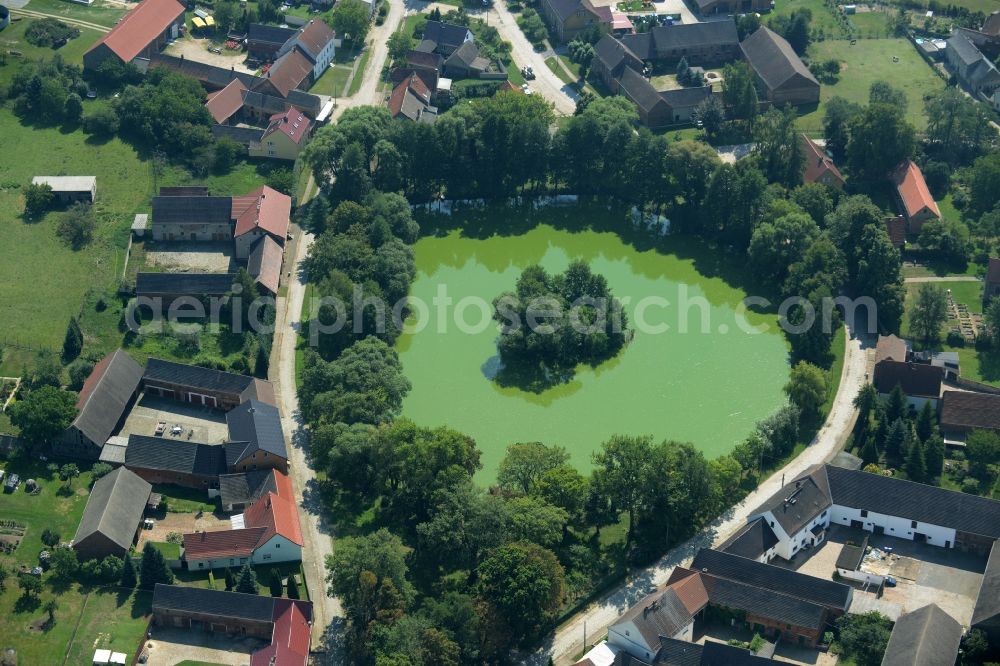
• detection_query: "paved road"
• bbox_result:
[477,1,578,115]
[270,230,344,653]
[904,275,981,283]
[266,0,412,652]
[536,315,875,665]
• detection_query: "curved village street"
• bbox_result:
[534,313,875,665]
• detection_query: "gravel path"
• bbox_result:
[903,275,981,283]
[536,313,876,665]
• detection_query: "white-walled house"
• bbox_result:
[724,464,1000,561]
[607,578,703,661]
[872,359,944,410]
[182,491,304,569]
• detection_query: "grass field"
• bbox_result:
[0,100,274,376]
[347,47,372,97]
[797,39,945,133]
[62,589,152,665]
[0,19,103,87]
[23,0,127,27]
[770,0,849,39]
[849,9,891,37]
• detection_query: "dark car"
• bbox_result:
[884,576,897,587]
[4,473,20,493]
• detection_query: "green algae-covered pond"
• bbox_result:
[395,212,791,480]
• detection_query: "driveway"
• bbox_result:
[540,310,876,665]
[163,37,256,73]
[144,242,236,273]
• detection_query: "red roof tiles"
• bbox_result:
[232,186,291,240]
[85,0,185,63]
[294,19,335,60]
[800,134,845,189]
[251,600,311,666]
[893,160,941,221]
[182,527,267,560]
[244,491,304,546]
[267,48,313,97]
[262,108,312,145]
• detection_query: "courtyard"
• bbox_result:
[121,394,230,444]
[144,241,237,274]
[776,525,986,625]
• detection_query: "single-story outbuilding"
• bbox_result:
[31,176,97,203]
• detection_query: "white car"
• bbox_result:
[521,83,533,95]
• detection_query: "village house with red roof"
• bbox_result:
[892,159,941,233]
[799,134,844,190]
[248,108,313,161]
[182,488,304,569]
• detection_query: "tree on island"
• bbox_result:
[491,261,629,390]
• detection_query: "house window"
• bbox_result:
[263,554,272,560]
[821,511,827,518]
[275,543,281,548]
[911,520,917,528]
[861,510,868,517]
[198,562,204,569]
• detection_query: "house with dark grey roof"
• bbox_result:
[940,390,1000,440]
[946,30,1000,97]
[745,465,833,561]
[743,464,1000,559]
[143,358,275,411]
[225,399,289,474]
[620,20,740,64]
[57,349,144,460]
[591,34,644,93]
[421,20,473,55]
[72,467,152,560]
[660,86,713,123]
[608,585,701,660]
[124,434,227,489]
[135,272,237,304]
[218,468,291,512]
[247,23,297,60]
[881,604,963,666]
[609,548,851,657]
[741,26,819,106]
[972,541,1000,649]
[719,516,779,562]
[152,584,311,666]
[872,359,944,408]
[618,67,672,128]
[443,41,491,79]
[151,191,234,242]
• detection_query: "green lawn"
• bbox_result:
[0,19,103,88]
[347,47,372,97]
[797,39,945,133]
[0,454,97,569]
[506,60,525,86]
[310,62,354,97]
[147,541,181,560]
[770,0,849,40]
[62,588,152,665]
[545,56,576,86]
[152,484,219,514]
[849,9,891,38]
[23,0,127,27]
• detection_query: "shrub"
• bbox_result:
[56,202,96,250]
[24,18,80,48]
[946,329,965,347]
[82,107,121,137]
[961,477,980,494]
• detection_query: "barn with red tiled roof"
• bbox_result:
[892,160,941,233]
[83,0,186,70]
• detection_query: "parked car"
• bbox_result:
[884,576,897,587]
[209,47,222,54]
[521,83,533,95]
[3,473,19,493]
[522,66,535,80]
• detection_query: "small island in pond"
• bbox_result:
[490,261,631,391]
